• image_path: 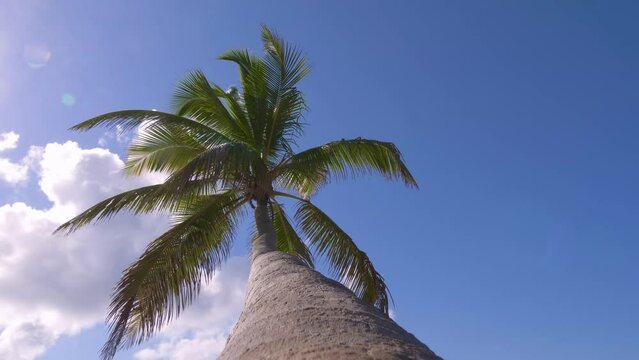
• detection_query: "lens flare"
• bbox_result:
[24,44,51,69]
[61,94,76,106]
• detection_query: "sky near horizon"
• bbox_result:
[0,1,638,359]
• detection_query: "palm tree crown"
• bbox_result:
[56,26,417,360]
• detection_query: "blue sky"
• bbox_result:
[1,1,638,359]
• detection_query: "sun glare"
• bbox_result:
[23,43,51,69]
[61,93,76,106]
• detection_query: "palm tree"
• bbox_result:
[57,26,440,359]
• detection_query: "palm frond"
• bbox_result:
[261,25,310,93]
[216,87,253,143]
[277,138,418,198]
[70,110,229,145]
[220,49,269,151]
[271,201,313,267]
[125,122,206,175]
[260,25,309,159]
[172,70,254,145]
[54,180,214,235]
[162,143,264,192]
[295,201,390,314]
[263,87,307,160]
[219,49,257,74]
[100,193,246,360]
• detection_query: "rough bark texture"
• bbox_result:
[220,251,442,360]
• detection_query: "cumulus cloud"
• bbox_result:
[0,136,248,360]
[0,132,42,184]
[0,157,29,184]
[0,132,19,152]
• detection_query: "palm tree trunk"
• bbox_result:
[251,199,276,261]
[221,250,442,359]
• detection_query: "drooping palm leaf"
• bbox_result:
[100,192,246,359]
[54,180,215,235]
[276,138,418,197]
[295,201,390,314]
[219,49,256,74]
[71,110,228,143]
[271,201,313,267]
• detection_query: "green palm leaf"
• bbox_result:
[54,180,214,235]
[125,122,206,175]
[261,25,309,159]
[172,70,254,145]
[271,201,313,267]
[219,49,257,75]
[220,49,269,151]
[277,138,418,197]
[70,110,229,144]
[295,201,390,314]
[217,87,254,145]
[261,25,310,93]
[100,192,246,359]
[162,143,264,192]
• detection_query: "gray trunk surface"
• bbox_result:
[251,199,276,261]
[220,249,442,359]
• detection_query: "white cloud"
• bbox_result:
[0,158,29,184]
[0,132,34,184]
[0,137,248,360]
[0,132,19,152]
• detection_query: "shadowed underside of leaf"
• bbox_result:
[271,201,314,267]
[100,193,246,359]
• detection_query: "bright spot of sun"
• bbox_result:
[24,44,51,69]
[61,93,76,106]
